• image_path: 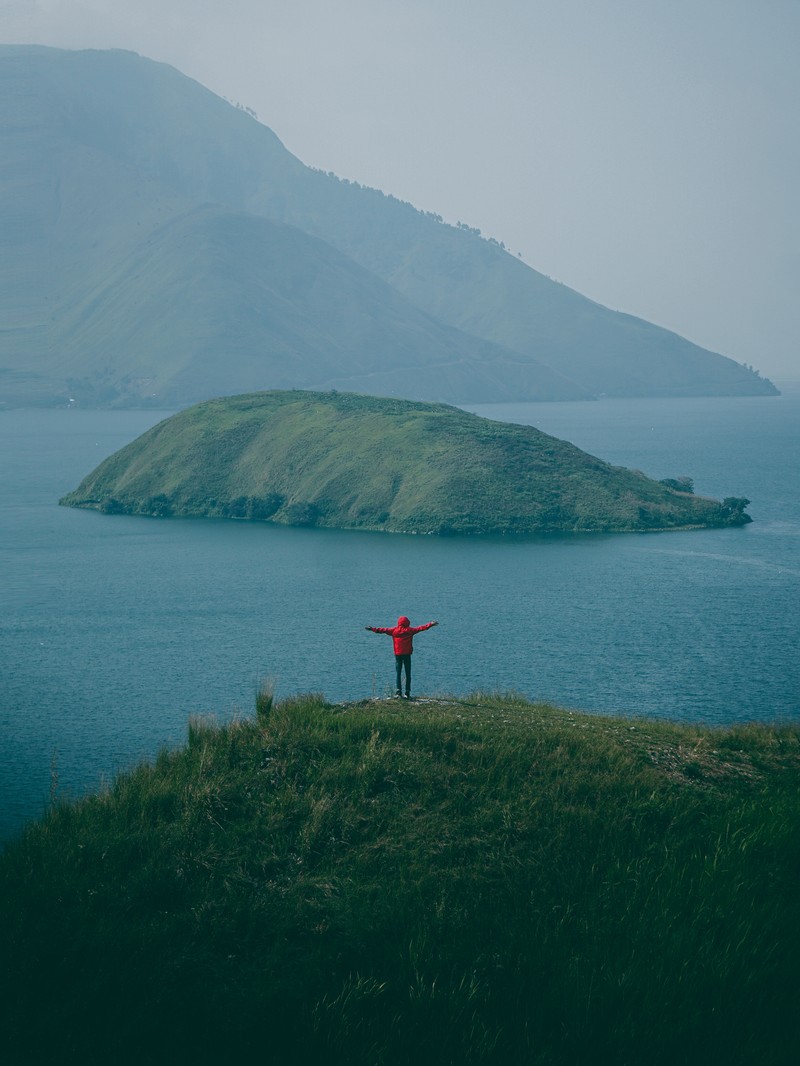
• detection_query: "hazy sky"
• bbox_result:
[3,0,798,379]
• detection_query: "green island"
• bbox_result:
[2,691,797,1064]
[60,390,751,534]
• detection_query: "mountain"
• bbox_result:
[60,390,752,534]
[0,46,778,408]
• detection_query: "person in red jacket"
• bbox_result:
[365,615,439,699]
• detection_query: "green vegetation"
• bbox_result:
[60,390,752,534]
[660,476,695,493]
[2,691,798,1065]
[0,45,778,408]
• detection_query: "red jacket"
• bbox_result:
[367,616,436,655]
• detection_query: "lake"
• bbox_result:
[2,387,799,842]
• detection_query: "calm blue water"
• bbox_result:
[2,388,799,842]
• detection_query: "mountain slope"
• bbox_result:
[43,204,581,406]
[0,46,580,407]
[263,177,774,398]
[0,46,777,407]
[60,390,752,534]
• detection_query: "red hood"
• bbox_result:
[397,616,410,627]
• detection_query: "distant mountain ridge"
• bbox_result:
[0,45,778,407]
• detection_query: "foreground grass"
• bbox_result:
[2,693,799,1065]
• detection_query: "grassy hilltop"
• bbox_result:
[1,692,798,1065]
[60,390,751,535]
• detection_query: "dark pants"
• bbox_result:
[395,654,411,695]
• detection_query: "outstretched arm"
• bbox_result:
[365,626,393,635]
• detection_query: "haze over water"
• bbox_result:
[2,388,799,842]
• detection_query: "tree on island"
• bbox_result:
[660,477,695,493]
[722,497,751,519]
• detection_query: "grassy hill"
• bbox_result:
[0,46,777,408]
[2,690,798,1065]
[59,390,752,534]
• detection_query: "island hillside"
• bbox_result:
[1,692,798,1065]
[60,390,751,534]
